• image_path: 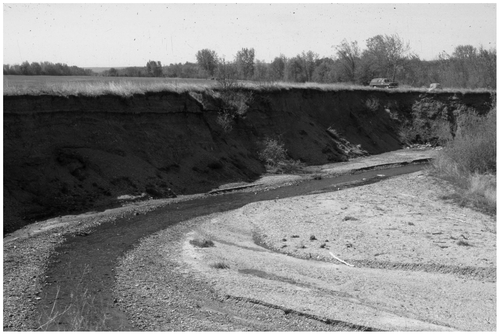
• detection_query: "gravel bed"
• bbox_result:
[2,174,304,331]
[113,214,365,331]
[3,197,188,331]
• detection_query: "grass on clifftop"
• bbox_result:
[3,80,211,97]
[3,76,495,97]
[432,108,496,217]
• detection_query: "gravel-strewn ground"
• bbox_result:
[3,232,62,331]
[2,172,324,331]
[116,171,496,331]
[3,197,192,331]
[113,214,367,331]
[247,172,496,272]
[9,149,487,331]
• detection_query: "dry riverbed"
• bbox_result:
[116,170,496,331]
[3,149,496,331]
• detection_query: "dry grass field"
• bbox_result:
[3,75,216,96]
[3,75,494,97]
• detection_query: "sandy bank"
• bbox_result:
[117,171,495,331]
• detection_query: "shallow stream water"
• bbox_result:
[36,162,428,330]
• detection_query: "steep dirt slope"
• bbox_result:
[3,89,494,233]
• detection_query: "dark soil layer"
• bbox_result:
[3,89,494,233]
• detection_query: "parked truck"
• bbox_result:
[369,78,398,88]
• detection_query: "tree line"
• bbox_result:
[4,34,496,89]
[3,61,95,76]
[102,60,167,77]
[192,34,496,89]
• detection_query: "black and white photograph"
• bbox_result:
[3,1,496,331]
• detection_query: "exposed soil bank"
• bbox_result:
[3,88,494,233]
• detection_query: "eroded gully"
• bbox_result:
[36,163,427,330]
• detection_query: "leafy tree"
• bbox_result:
[55,63,64,75]
[235,48,255,79]
[196,49,218,77]
[362,34,413,82]
[11,64,21,75]
[253,59,270,81]
[163,63,181,78]
[3,61,95,76]
[285,56,307,82]
[312,58,337,83]
[20,61,31,75]
[3,41,495,89]
[397,57,425,87]
[30,62,42,75]
[434,45,496,89]
[180,62,200,78]
[162,62,199,78]
[146,60,163,77]
[269,55,287,81]
[477,47,496,88]
[122,67,145,77]
[300,51,319,82]
[108,68,119,77]
[335,39,360,83]
[452,45,477,87]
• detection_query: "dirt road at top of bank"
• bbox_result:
[116,170,496,331]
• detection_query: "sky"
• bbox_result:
[2,2,497,68]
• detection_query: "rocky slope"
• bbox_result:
[3,88,494,233]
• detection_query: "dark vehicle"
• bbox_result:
[369,78,398,88]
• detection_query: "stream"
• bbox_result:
[36,162,428,330]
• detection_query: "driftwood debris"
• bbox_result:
[329,252,354,267]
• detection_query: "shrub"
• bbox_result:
[399,117,454,146]
[445,110,497,174]
[210,261,230,269]
[212,78,253,132]
[467,173,496,209]
[218,89,253,117]
[457,240,473,247]
[258,137,305,174]
[189,238,215,248]
[432,108,496,214]
[216,112,234,133]
[215,58,239,91]
[212,58,253,133]
[214,90,253,132]
[258,138,288,167]
[274,159,306,174]
[365,97,380,112]
[432,120,454,145]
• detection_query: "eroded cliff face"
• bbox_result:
[3,89,494,233]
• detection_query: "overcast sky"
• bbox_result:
[2,2,497,68]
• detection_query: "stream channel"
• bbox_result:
[36,162,428,330]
